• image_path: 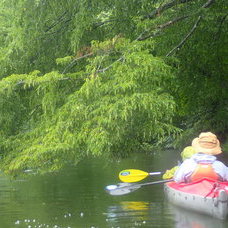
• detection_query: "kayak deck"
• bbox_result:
[164,178,228,220]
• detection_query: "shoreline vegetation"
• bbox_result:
[0,0,227,174]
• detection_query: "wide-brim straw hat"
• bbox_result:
[192,132,222,155]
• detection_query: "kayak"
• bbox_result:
[164,178,228,220]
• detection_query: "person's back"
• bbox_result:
[162,146,196,180]
[174,132,228,183]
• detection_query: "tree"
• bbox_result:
[0,0,227,174]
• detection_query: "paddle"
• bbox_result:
[105,179,173,196]
[119,169,163,183]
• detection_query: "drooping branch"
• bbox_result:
[157,15,189,29]
[213,14,228,41]
[62,52,94,74]
[95,56,124,74]
[62,0,216,75]
[62,34,124,74]
[166,16,202,56]
[137,15,189,41]
[138,0,216,41]
[58,0,216,76]
[165,0,216,56]
[92,19,126,29]
[143,0,194,20]
[202,0,215,8]
[45,18,72,36]
[44,11,68,32]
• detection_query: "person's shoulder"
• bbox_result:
[214,160,228,168]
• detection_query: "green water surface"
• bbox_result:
[0,151,227,228]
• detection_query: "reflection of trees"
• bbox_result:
[0,174,20,227]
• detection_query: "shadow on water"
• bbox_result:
[0,151,227,228]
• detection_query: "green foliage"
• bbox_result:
[0,38,180,174]
[56,56,73,66]
[0,0,227,174]
[161,0,228,135]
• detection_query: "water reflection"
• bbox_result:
[0,153,227,228]
[106,201,149,227]
[120,201,150,211]
[105,199,228,228]
[106,200,174,227]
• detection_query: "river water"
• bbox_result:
[0,151,227,228]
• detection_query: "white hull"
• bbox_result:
[164,183,228,220]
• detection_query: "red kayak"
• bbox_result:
[164,178,228,220]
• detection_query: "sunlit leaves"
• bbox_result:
[0,0,226,174]
[0,37,180,173]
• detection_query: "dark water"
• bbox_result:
[0,151,228,228]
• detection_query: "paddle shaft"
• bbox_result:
[106,179,173,196]
[137,179,173,187]
[148,171,163,176]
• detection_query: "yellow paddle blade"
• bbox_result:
[119,169,149,183]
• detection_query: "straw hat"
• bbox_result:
[192,132,222,155]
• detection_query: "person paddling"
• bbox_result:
[174,132,228,183]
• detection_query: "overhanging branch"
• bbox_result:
[166,16,202,56]
[143,0,194,20]
[137,15,189,41]
[165,0,216,56]
[62,52,94,74]
[138,0,216,41]
[202,0,215,8]
[44,11,68,33]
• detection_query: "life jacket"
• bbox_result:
[190,163,220,182]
